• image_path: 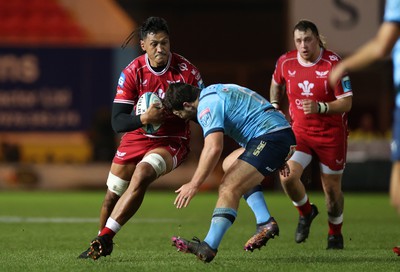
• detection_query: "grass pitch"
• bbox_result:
[0,190,399,271]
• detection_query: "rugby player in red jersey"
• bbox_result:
[269,20,353,250]
[78,16,204,259]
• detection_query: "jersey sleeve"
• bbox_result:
[197,94,224,137]
[272,54,287,86]
[330,53,353,99]
[114,65,139,105]
[384,0,400,22]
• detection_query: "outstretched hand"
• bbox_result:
[174,182,199,209]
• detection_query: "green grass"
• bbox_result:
[0,191,399,271]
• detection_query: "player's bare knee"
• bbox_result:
[138,153,167,178]
[103,190,120,206]
[280,174,296,188]
[219,182,241,199]
[106,172,130,196]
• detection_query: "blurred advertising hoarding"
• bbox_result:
[0,47,113,131]
[0,47,136,163]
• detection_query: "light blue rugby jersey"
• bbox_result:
[384,0,400,106]
[197,84,291,148]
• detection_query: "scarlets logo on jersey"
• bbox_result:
[315,70,329,78]
[178,63,188,71]
[199,107,212,127]
[116,150,126,158]
[118,72,126,88]
[329,54,339,62]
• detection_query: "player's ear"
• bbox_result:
[183,102,191,108]
[140,40,145,51]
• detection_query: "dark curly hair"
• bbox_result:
[164,83,200,111]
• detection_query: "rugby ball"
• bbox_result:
[135,92,162,134]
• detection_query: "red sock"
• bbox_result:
[328,221,342,236]
[295,199,312,217]
[393,246,400,256]
[99,227,116,239]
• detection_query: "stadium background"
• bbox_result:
[0,0,393,192]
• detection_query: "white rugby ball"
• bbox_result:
[135,92,162,134]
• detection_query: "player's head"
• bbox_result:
[293,20,326,62]
[139,17,169,40]
[164,83,200,121]
[139,17,171,67]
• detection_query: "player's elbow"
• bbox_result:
[205,144,223,159]
[111,120,125,133]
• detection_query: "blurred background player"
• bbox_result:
[328,0,400,256]
[165,83,296,262]
[269,20,353,249]
[78,16,205,259]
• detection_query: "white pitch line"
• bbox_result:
[0,216,182,223]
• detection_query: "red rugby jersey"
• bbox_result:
[272,49,353,133]
[114,52,204,139]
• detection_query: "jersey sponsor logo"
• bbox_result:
[116,150,126,158]
[253,140,266,156]
[288,70,296,77]
[191,68,198,75]
[295,99,303,109]
[178,63,188,71]
[316,70,329,78]
[298,80,314,97]
[329,54,339,62]
[118,72,126,88]
[341,76,352,92]
[167,80,181,84]
[199,107,212,127]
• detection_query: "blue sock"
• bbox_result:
[204,208,237,250]
[243,185,271,224]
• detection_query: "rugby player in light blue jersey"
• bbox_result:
[164,83,296,262]
[329,0,400,256]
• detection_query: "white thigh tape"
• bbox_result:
[106,172,129,196]
[139,153,166,177]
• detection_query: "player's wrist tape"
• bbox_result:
[317,102,329,114]
[271,101,280,109]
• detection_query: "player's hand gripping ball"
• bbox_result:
[135,92,162,134]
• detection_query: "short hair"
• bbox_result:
[164,83,200,111]
[140,17,169,40]
[293,19,326,48]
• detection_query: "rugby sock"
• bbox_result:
[204,208,237,250]
[243,185,271,224]
[292,194,312,216]
[99,217,121,238]
[328,214,343,235]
